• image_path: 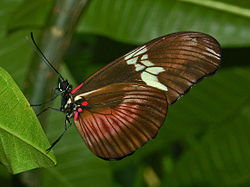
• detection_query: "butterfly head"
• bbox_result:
[58,78,72,93]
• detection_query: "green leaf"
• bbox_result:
[7,0,53,33]
[0,67,56,174]
[40,65,114,187]
[0,0,45,87]
[78,0,250,47]
[158,67,250,185]
[0,0,22,33]
[0,31,33,87]
[163,106,250,186]
[180,0,250,18]
[0,0,52,88]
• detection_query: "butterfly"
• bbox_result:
[29,32,221,160]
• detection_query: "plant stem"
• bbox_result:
[24,0,89,125]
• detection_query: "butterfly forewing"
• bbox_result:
[74,83,167,160]
[77,32,221,104]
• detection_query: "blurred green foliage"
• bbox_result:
[0,0,249,186]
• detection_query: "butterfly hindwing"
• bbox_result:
[74,83,168,160]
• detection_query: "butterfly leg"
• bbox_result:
[46,117,72,153]
[36,107,63,116]
[51,87,59,95]
[31,94,60,107]
[65,116,71,130]
[31,89,65,107]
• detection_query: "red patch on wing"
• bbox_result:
[74,112,79,121]
[71,83,83,94]
[82,101,88,106]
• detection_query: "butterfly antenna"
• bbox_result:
[26,32,64,80]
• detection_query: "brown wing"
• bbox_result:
[75,32,221,104]
[74,83,168,160]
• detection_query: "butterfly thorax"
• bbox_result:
[57,77,90,120]
[63,97,78,115]
[56,78,71,107]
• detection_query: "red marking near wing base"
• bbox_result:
[71,83,83,94]
[74,108,84,120]
[74,112,79,121]
[82,101,88,106]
